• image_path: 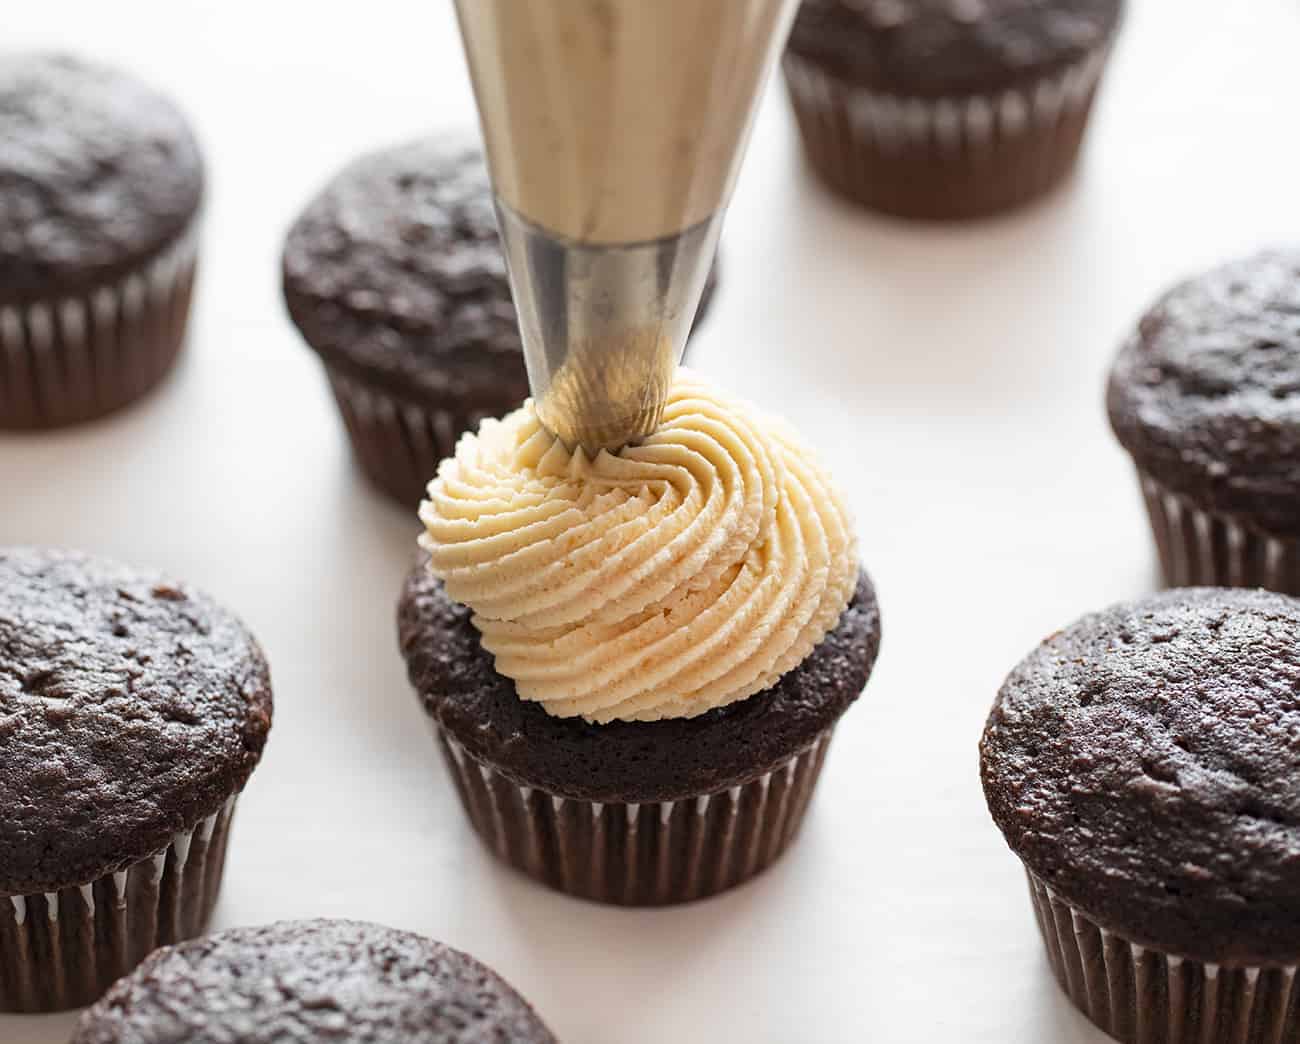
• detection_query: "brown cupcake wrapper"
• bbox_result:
[325,367,496,508]
[1138,471,1300,595]
[0,224,198,429]
[782,46,1110,218]
[1027,872,1299,1044]
[436,726,835,907]
[0,797,237,1013]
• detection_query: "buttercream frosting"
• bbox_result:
[419,371,857,723]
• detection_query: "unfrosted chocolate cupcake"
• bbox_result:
[282,134,720,508]
[783,0,1124,219]
[1109,250,1300,596]
[0,54,203,428]
[981,587,1300,1044]
[72,919,557,1044]
[401,372,880,906]
[0,548,272,1012]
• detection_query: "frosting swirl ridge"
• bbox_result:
[419,371,857,723]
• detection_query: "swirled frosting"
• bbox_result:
[418,371,857,723]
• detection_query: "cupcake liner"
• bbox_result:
[435,727,836,906]
[0,797,236,1013]
[1027,872,1299,1044]
[325,366,496,508]
[1138,471,1300,595]
[0,224,198,430]
[782,46,1110,219]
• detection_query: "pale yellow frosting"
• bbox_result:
[418,370,857,723]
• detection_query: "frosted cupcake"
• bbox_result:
[399,371,881,905]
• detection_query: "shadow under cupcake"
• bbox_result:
[282,133,720,510]
[782,0,1125,220]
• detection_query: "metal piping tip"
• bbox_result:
[494,202,722,453]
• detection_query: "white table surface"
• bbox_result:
[5,2,1298,1041]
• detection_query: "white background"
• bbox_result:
[4,2,1298,1041]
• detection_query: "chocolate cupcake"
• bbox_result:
[1109,250,1300,596]
[0,548,272,1012]
[0,54,203,428]
[72,919,556,1043]
[400,371,880,905]
[783,0,1124,220]
[282,134,720,508]
[981,587,1300,1044]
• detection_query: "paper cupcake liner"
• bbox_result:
[1027,872,1299,1044]
[782,47,1110,219]
[325,366,497,508]
[0,797,236,1013]
[435,727,835,906]
[0,225,198,429]
[1138,471,1300,595]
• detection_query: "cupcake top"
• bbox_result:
[1108,250,1300,535]
[981,587,1300,965]
[0,53,203,306]
[400,565,878,803]
[787,0,1123,97]
[282,134,717,411]
[0,548,272,895]
[418,371,858,724]
[72,919,557,1044]
[283,135,520,408]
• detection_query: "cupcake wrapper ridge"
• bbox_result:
[782,46,1110,219]
[1028,872,1300,1044]
[326,366,496,509]
[436,727,835,907]
[0,797,237,1013]
[1138,471,1300,595]
[0,224,198,430]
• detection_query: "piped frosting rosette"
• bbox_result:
[419,371,857,723]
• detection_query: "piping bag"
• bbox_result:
[454,0,800,452]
